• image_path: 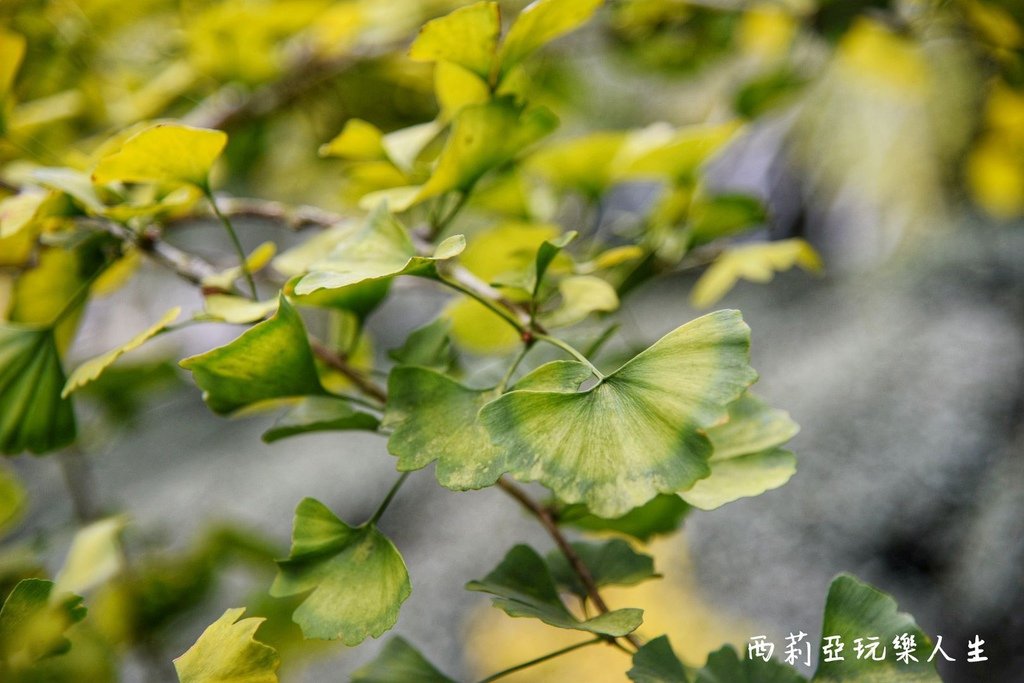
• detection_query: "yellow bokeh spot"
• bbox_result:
[837,18,929,92]
[738,4,797,59]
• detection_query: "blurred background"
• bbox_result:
[2,0,1023,681]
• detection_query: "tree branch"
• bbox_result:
[310,339,388,404]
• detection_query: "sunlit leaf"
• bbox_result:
[435,61,490,120]
[461,221,561,284]
[691,239,823,309]
[63,307,180,397]
[0,324,76,456]
[384,367,509,489]
[528,132,627,199]
[381,121,444,174]
[54,516,126,596]
[262,396,379,443]
[408,1,500,79]
[622,122,741,185]
[351,637,455,683]
[680,394,798,510]
[628,635,688,683]
[320,119,387,161]
[811,575,941,682]
[270,498,410,644]
[0,579,86,666]
[0,191,47,239]
[546,539,657,599]
[695,645,804,683]
[92,123,227,190]
[466,545,643,636]
[541,275,618,328]
[294,204,464,294]
[499,0,604,76]
[481,310,757,517]
[201,296,278,324]
[0,30,26,103]
[416,98,558,202]
[558,494,691,542]
[179,296,326,415]
[173,607,280,683]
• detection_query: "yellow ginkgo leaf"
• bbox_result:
[202,295,279,324]
[173,608,280,683]
[498,0,603,76]
[319,119,387,161]
[528,132,628,199]
[435,61,490,121]
[408,1,500,80]
[691,239,823,309]
[445,297,521,354]
[621,122,742,185]
[92,122,228,190]
[54,516,127,596]
[202,241,277,292]
[62,307,181,397]
[0,29,26,103]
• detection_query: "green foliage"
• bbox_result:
[466,545,643,637]
[695,645,806,683]
[0,579,86,672]
[628,636,688,683]
[173,608,280,683]
[350,637,455,683]
[546,539,657,599]
[270,498,410,644]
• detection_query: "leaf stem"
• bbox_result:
[430,189,470,240]
[205,189,258,300]
[534,333,605,380]
[497,343,532,392]
[476,637,604,683]
[438,275,525,334]
[369,471,410,525]
[49,262,110,327]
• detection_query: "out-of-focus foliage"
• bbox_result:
[1,0,1019,680]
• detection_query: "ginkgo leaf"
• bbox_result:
[384,367,511,490]
[812,575,941,682]
[201,242,277,292]
[558,494,691,542]
[531,231,576,296]
[179,296,326,415]
[435,61,490,120]
[628,636,689,683]
[173,608,280,683]
[621,122,741,185]
[0,29,26,103]
[0,324,76,456]
[92,122,227,190]
[408,1,500,79]
[679,393,798,510]
[691,239,824,309]
[262,396,379,443]
[200,296,278,324]
[0,190,48,239]
[30,168,107,215]
[388,319,453,371]
[62,307,180,397]
[688,194,766,245]
[695,645,805,683]
[270,498,410,644]
[285,277,391,322]
[467,545,643,636]
[528,132,628,199]
[546,539,657,599]
[0,579,86,666]
[320,119,387,161]
[381,121,444,174]
[459,221,562,285]
[416,98,558,202]
[541,275,618,328]
[480,310,757,517]
[499,0,603,76]
[350,637,456,683]
[54,516,126,596]
[294,203,465,295]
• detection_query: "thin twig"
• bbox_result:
[310,339,388,404]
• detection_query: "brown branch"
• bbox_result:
[310,339,388,404]
[169,196,347,232]
[496,477,643,649]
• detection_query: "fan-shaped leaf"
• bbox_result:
[270,498,410,644]
[558,494,691,542]
[351,637,456,683]
[466,545,643,636]
[262,396,379,443]
[54,516,126,596]
[628,635,689,683]
[0,579,86,666]
[480,310,757,517]
[408,1,500,79]
[173,607,280,683]
[696,645,805,683]
[691,239,823,309]
[546,539,657,599]
[499,0,603,76]
[92,123,227,190]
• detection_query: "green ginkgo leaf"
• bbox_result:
[498,0,604,76]
[0,324,76,456]
[0,466,25,536]
[541,275,619,328]
[62,307,181,397]
[466,545,643,637]
[558,494,691,542]
[0,579,86,666]
[270,498,410,644]
[695,645,805,683]
[812,575,941,682]
[408,1,500,80]
[628,635,689,683]
[179,296,325,415]
[480,310,757,517]
[92,122,227,190]
[173,608,280,683]
[350,637,456,683]
[262,396,379,443]
[387,319,453,371]
[546,539,657,599]
[384,367,510,490]
[416,98,558,202]
[293,203,464,295]
[679,393,798,510]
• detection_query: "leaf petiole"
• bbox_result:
[476,637,605,683]
[204,188,258,300]
[534,333,605,381]
[368,471,411,525]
